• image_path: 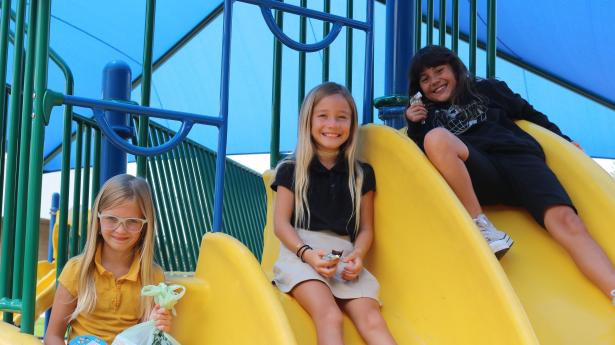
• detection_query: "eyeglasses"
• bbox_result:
[98,213,147,233]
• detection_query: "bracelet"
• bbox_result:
[297,245,312,261]
[300,246,312,263]
[296,244,310,258]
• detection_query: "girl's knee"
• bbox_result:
[356,307,386,333]
[423,128,460,159]
[545,206,586,238]
[316,306,344,327]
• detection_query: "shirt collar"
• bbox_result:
[309,154,349,174]
[94,243,142,281]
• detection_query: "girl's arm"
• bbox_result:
[274,186,338,278]
[44,284,77,345]
[483,79,573,141]
[341,191,375,280]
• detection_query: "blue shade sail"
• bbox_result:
[6,0,611,172]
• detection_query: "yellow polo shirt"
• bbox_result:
[59,246,164,344]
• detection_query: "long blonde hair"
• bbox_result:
[70,174,158,321]
[276,82,364,238]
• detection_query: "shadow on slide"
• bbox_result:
[261,123,538,344]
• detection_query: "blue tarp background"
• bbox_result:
[3,1,612,171]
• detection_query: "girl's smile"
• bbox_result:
[311,94,352,153]
[419,64,457,103]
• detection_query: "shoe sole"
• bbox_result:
[490,235,514,260]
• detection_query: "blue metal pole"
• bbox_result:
[100,61,131,185]
[212,0,233,232]
[44,192,59,333]
[383,0,414,128]
[361,0,374,124]
[47,193,59,262]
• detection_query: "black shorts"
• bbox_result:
[463,144,575,227]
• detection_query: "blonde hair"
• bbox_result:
[276,82,364,238]
[70,174,158,321]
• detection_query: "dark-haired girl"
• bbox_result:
[405,45,615,302]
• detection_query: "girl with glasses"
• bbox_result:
[45,174,172,344]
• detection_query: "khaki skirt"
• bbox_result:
[273,229,380,302]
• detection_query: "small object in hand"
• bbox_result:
[322,249,343,261]
[410,91,423,105]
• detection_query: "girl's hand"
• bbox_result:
[150,304,173,333]
[405,103,428,123]
[304,249,340,278]
[341,251,363,281]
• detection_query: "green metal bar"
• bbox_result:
[322,0,330,82]
[70,122,83,258]
[0,89,8,217]
[345,0,353,91]
[164,132,198,267]
[231,167,259,255]
[57,83,74,273]
[146,126,173,270]
[178,142,205,238]
[187,143,209,234]
[137,0,156,177]
[298,0,306,110]
[439,0,446,46]
[193,145,214,231]
[270,8,283,168]
[196,148,215,232]
[22,0,51,332]
[414,0,422,54]
[79,126,92,252]
[427,0,434,45]
[152,128,190,270]
[91,129,101,205]
[452,0,459,53]
[10,0,33,305]
[469,0,477,76]
[0,0,19,321]
[486,0,496,78]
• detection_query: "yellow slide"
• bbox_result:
[167,232,296,345]
[261,123,538,344]
[490,120,615,344]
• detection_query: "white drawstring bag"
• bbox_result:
[112,283,186,345]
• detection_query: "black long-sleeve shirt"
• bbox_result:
[407,79,571,157]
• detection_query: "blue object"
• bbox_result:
[100,61,131,185]
[68,335,107,345]
[383,0,415,129]
[44,192,60,334]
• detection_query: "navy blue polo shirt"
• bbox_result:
[271,157,376,241]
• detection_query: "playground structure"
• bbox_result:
[0,0,614,344]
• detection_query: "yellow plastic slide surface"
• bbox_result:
[261,123,538,344]
[167,232,296,345]
[0,321,41,345]
[490,120,615,344]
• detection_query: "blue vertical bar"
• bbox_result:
[384,0,415,128]
[361,0,374,124]
[213,0,233,232]
[44,192,59,333]
[100,61,131,184]
[427,0,434,45]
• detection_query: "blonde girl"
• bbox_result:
[272,82,396,345]
[45,174,171,344]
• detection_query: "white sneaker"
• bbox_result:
[474,214,514,259]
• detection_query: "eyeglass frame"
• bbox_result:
[97,213,148,233]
